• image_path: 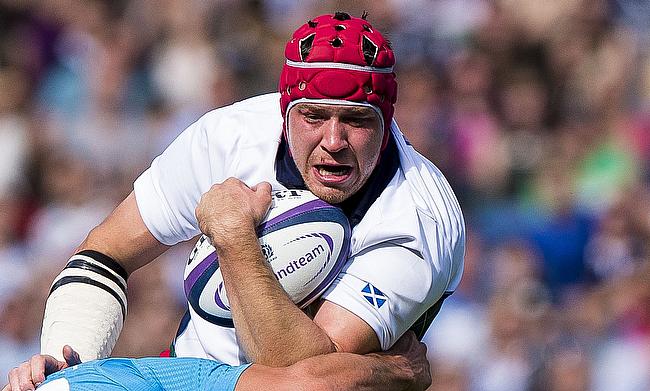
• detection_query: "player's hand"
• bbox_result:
[196,178,272,247]
[3,345,80,391]
[380,331,431,391]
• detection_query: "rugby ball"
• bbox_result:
[184,189,351,327]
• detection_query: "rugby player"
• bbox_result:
[5,12,464,391]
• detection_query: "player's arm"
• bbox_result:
[198,178,450,367]
[41,191,169,361]
[77,191,170,273]
[237,331,430,391]
[3,334,429,391]
[5,192,169,391]
[196,179,380,367]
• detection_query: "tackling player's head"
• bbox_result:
[279,12,398,203]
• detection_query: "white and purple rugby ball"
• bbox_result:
[184,189,351,327]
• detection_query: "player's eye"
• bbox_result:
[303,112,324,123]
[343,116,375,128]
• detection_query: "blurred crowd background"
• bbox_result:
[0,0,649,390]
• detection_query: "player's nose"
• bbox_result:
[320,119,348,153]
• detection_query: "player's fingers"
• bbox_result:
[20,361,37,391]
[391,330,416,351]
[28,355,46,386]
[418,340,427,355]
[222,177,248,191]
[2,383,10,391]
[252,181,272,194]
[403,330,417,341]
[62,345,81,366]
[252,182,272,218]
[7,367,19,391]
[10,363,35,391]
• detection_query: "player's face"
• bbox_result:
[287,103,383,204]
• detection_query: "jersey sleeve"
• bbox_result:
[134,112,230,245]
[39,357,250,391]
[321,211,459,351]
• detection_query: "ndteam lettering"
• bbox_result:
[275,244,325,280]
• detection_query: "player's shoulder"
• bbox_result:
[203,92,281,120]
[352,124,464,256]
[197,92,283,141]
[352,169,421,248]
[392,125,464,231]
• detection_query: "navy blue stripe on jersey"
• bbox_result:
[65,260,127,293]
[175,309,192,339]
[76,250,129,281]
[275,133,399,228]
[170,310,192,358]
[339,135,399,227]
[49,276,126,319]
[275,137,307,190]
[409,291,453,340]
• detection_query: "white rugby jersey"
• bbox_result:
[133,93,465,365]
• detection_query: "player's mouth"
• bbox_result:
[313,164,353,183]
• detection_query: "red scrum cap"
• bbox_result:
[279,12,397,150]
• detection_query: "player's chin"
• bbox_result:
[305,181,354,204]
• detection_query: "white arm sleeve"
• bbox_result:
[41,281,124,362]
[41,252,128,362]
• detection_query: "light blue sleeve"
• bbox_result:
[137,357,251,391]
[39,357,251,391]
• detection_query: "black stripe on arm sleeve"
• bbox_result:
[64,259,127,293]
[49,276,127,319]
[76,250,129,281]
